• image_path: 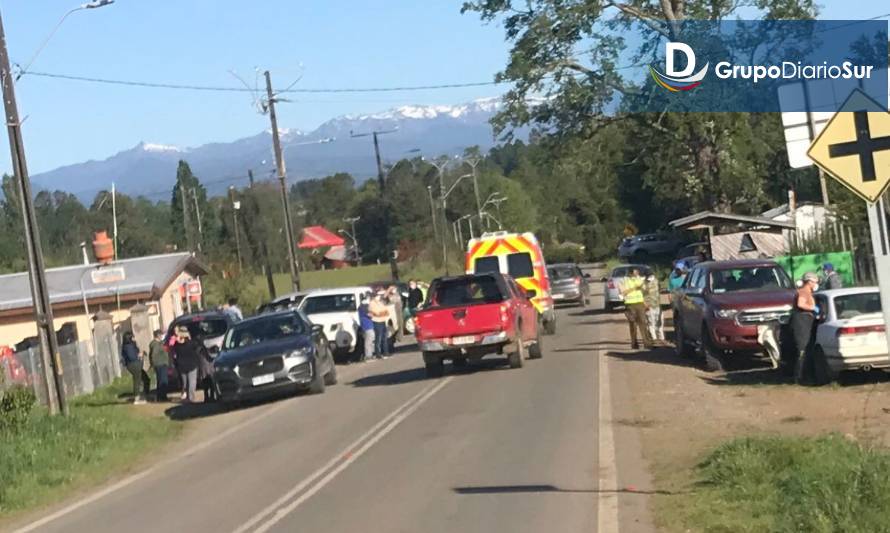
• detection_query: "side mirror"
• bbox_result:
[583,273,591,279]
[311,324,324,335]
[525,289,537,299]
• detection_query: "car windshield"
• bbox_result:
[710,267,792,293]
[302,294,357,314]
[175,319,228,339]
[548,266,577,280]
[611,266,652,278]
[223,314,308,350]
[834,292,882,319]
[431,276,506,307]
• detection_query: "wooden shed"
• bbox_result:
[670,211,797,262]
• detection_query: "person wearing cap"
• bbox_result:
[668,262,687,291]
[821,263,843,291]
[369,291,391,357]
[620,268,653,350]
[172,326,201,403]
[791,272,820,384]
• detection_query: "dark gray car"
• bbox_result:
[213,310,337,405]
[547,263,591,307]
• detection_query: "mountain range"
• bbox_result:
[31,97,508,201]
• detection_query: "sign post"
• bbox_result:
[807,89,890,357]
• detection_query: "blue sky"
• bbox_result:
[1,0,888,174]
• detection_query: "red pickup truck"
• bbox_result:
[414,272,543,377]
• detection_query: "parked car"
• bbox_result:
[414,272,543,377]
[547,263,591,307]
[213,309,337,405]
[603,264,653,311]
[672,259,796,371]
[618,233,685,260]
[813,287,887,382]
[257,290,312,315]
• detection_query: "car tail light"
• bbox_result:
[607,280,615,289]
[574,277,582,285]
[837,325,886,337]
[500,304,510,324]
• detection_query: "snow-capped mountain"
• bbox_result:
[32,98,510,200]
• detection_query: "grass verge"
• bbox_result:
[659,434,890,533]
[0,378,180,520]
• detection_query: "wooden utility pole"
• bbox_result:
[264,70,301,291]
[229,186,243,270]
[0,8,66,414]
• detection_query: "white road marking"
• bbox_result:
[598,349,620,533]
[11,361,374,533]
[235,376,453,533]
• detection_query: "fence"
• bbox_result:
[0,333,123,405]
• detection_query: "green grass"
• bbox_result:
[662,434,890,533]
[0,378,180,519]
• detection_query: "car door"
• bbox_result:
[685,267,709,340]
[510,279,537,341]
[813,294,832,351]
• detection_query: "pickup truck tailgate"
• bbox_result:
[415,303,505,340]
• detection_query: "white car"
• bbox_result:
[814,287,888,378]
[299,287,370,356]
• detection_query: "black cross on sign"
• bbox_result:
[827,110,890,183]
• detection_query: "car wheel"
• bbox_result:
[702,328,726,373]
[423,352,445,378]
[528,323,544,359]
[324,363,338,386]
[811,347,836,386]
[508,329,526,369]
[543,317,557,335]
[674,320,694,358]
[308,361,326,394]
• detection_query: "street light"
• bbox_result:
[0,0,113,416]
[15,0,114,81]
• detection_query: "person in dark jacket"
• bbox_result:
[821,263,843,290]
[148,329,169,402]
[172,327,201,403]
[407,280,424,315]
[121,331,149,405]
[197,342,216,403]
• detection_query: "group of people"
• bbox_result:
[121,326,215,405]
[619,268,665,350]
[356,280,425,363]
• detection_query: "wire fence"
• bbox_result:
[0,333,123,405]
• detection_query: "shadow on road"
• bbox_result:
[700,367,890,388]
[453,484,681,496]
[605,345,699,369]
[164,401,229,420]
[350,358,509,387]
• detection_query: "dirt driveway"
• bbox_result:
[580,298,890,532]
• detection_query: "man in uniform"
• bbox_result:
[621,268,653,350]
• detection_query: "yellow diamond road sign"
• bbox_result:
[808,90,890,204]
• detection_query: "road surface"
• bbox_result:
[12,282,648,533]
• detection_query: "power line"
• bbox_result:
[24,70,507,93]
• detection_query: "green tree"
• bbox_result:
[170,160,214,253]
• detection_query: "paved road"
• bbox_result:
[14,293,609,533]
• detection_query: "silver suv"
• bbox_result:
[618,233,684,260]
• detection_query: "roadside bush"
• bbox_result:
[0,385,36,432]
[687,434,890,533]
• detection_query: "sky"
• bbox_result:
[0,0,888,175]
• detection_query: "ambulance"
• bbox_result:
[465,231,557,335]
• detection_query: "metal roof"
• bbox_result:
[670,211,797,230]
[0,253,207,313]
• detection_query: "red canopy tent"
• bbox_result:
[298,225,345,249]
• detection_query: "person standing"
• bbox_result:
[223,298,244,322]
[821,263,843,290]
[644,274,665,344]
[668,262,687,291]
[121,331,149,405]
[369,291,391,357]
[148,329,169,402]
[621,268,653,350]
[172,327,201,403]
[791,272,819,384]
[407,280,424,315]
[358,293,377,362]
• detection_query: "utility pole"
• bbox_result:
[430,157,452,275]
[179,182,193,252]
[352,128,399,280]
[191,188,203,253]
[265,70,301,291]
[229,186,243,270]
[464,157,484,228]
[0,9,66,415]
[344,216,361,264]
[248,168,255,188]
[111,181,118,260]
[427,185,438,240]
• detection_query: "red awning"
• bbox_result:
[298,225,345,249]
